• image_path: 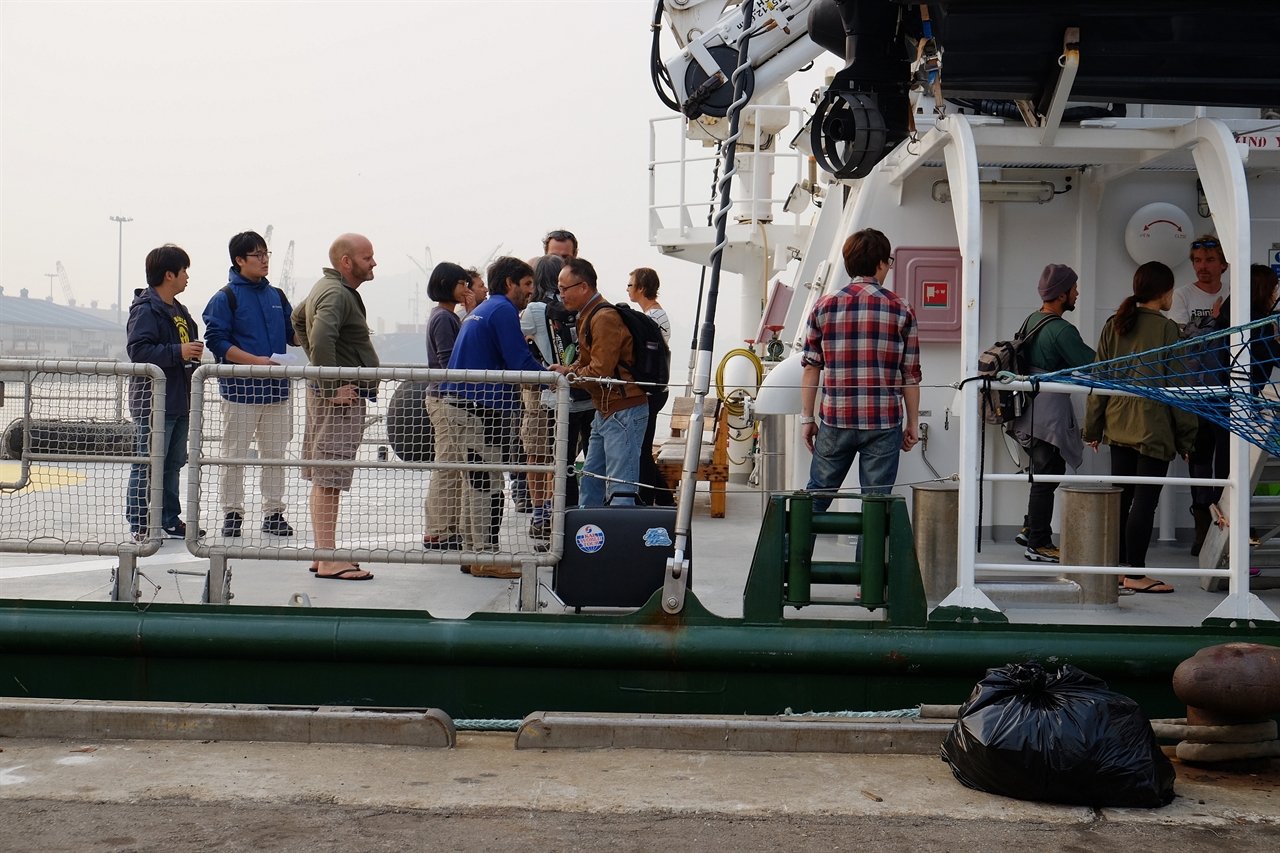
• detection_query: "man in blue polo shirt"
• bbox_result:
[440,256,546,578]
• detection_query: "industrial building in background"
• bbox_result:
[0,285,126,360]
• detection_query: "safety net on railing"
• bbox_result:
[1028,314,1280,456]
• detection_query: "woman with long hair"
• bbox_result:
[627,267,674,506]
[422,261,473,554]
[1083,261,1199,593]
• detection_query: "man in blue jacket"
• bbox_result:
[203,231,298,538]
[125,244,205,540]
[440,256,547,578]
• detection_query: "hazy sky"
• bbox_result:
[2,1,832,357]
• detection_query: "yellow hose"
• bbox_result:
[715,347,763,419]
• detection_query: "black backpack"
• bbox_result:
[583,301,671,390]
[977,314,1062,425]
[219,282,291,317]
[386,380,434,463]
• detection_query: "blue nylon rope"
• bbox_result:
[1028,314,1280,456]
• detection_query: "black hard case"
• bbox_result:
[553,503,692,608]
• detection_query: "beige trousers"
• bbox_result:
[219,398,293,515]
[424,395,464,538]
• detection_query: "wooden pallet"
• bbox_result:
[656,397,729,518]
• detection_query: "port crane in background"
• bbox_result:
[56,262,76,306]
[478,243,503,270]
[263,224,274,248]
[406,246,434,329]
[278,240,296,299]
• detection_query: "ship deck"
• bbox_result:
[3,477,1276,629]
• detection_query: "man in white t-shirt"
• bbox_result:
[1165,234,1229,556]
[1167,235,1226,326]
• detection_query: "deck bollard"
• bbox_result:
[912,483,959,603]
[1059,486,1120,605]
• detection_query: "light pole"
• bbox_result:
[109,215,133,325]
[44,273,58,301]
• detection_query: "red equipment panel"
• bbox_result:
[894,246,962,342]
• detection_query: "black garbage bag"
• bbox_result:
[940,661,1175,808]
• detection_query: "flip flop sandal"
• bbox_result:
[1127,579,1174,593]
[316,567,374,581]
[310,562,358,572]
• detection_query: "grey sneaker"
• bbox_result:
[1015,526,1029,546]
[1024,544,1060,563]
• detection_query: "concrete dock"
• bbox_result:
[1,727,1277,852]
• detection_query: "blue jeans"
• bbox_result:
[580,405,650,507]
[805,423,902,513]
[125,413,188,533]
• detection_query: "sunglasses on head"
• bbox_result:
[1191,239,1220,249]
[546,230,576,242]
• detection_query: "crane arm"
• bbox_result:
[56,262,76,305]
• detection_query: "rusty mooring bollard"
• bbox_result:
[1170,643,1280,764]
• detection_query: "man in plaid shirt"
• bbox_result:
[800,228,921,512]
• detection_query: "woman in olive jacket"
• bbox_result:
[1083,261,1199,593]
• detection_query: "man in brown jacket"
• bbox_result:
[551,257,648,506]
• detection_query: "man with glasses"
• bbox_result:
[203,231,298,539]
[1168,235,1230,555]
[799,228,920,514]
[550,257,649,507]
[543,230,578,261]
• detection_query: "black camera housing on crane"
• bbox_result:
[807,0,913,178]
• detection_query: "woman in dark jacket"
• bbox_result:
[422,262,473,552]
[1083,261,1198,593]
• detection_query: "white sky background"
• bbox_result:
[2,0,834,363]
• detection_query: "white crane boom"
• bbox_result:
[55,261,76,306]
[479,243,503,269]
[278,240,296,298]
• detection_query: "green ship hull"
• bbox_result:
[3,497,1276,720]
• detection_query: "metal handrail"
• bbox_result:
[648,105,810,236]
[187,364,572,568]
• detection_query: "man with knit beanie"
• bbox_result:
[1010,264,1096,562]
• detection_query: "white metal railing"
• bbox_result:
[0,359,167,603]
[969,381,1238,585]
[648,105,810,236]
[188,365,571,585]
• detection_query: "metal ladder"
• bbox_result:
[1200,444,1280,590]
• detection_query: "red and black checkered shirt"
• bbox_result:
[802,276,922,430]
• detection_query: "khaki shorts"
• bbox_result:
[519,387,552,461]
[301,388,368,491]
